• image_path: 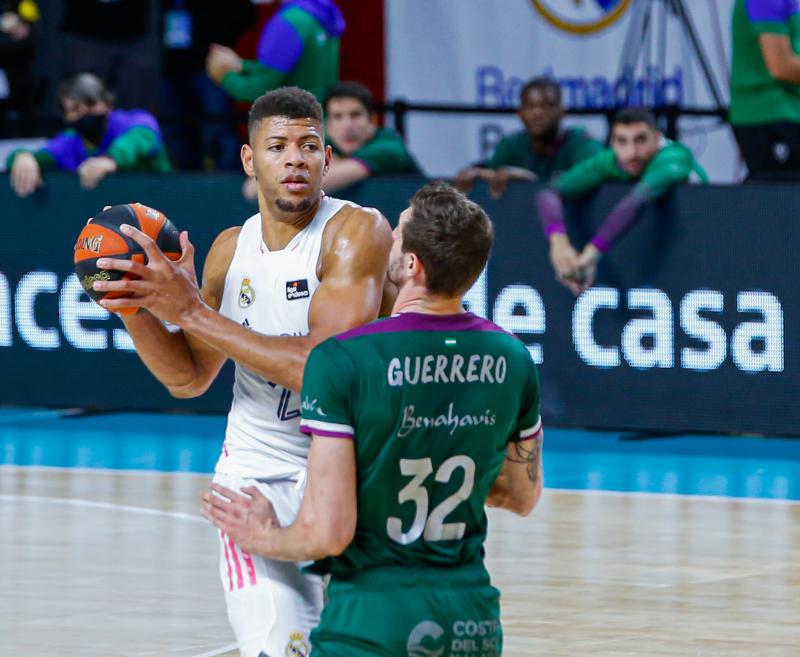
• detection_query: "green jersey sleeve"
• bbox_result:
[5,148,56,171]
[571,131,605,163]
[487,134,518,169]
[638,142,696,200]
[300,339,356,439]
[221,59,286,103]
[552,149,620,198]
[354,129,420,174]
[106,126,161,169]
[511,347,542,442]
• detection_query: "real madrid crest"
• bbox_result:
[239,277,255,308]
[285,631,309,657]
[531,0,632,35]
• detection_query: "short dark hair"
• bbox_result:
[324,81,375,115]
[403,182,494,297]
[248,87,323,137]
[612,107,658,130]
[520,76,561,104]
[59,73,114,106]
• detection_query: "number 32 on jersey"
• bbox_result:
[387,456,475,544]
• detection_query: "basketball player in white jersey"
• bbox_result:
[91,87,394,657]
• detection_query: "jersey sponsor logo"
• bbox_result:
[285,279,310,301]
[301,396,327,417]
[407,621,445,657]
[531,0,632,35]
[238,278,255,308]
[398,403,497,438]
[285,631,310,657]
[387,354,507,387]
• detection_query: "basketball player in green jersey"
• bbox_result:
[203,181,544,656]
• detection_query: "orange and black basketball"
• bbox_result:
[73,203,181,315]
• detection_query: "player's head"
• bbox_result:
[59,73,114,145]
[611,107,660,177]
[519,77,563,139]
[242,87,330,217]
[389,181,494,298]
[324,81,377,155]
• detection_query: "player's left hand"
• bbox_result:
[575,244,602,293]
[200,484,280,555]
[206,44,243,83]
[78,156,117,190]
[93,225,201,324]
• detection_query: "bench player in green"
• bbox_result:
[203,181,544,656]
[536,107,708,294]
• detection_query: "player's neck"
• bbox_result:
[259,199,321,251]
[393,284,464,316]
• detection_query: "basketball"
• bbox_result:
[73,203,182,315]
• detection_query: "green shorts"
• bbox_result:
[311,564,502,657]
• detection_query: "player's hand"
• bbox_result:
[206,43,243,83]
[575,244,602,293]
[200,484,280,556]
[9,152,43,197]
[93,225,201,324]
[78,156,117,190]
[453,167,483,195]
[487,169,513,199]
[549,234,583,295]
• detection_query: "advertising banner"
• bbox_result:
[0,174,795,435]
[386,0,738,181]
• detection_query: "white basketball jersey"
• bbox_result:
[216,196,360,480]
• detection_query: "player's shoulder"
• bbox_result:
[202,213,256,280]
[322,199,392,247]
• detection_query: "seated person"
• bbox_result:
[323,81,422,192]
[536,107,708,294]
[7,73,170,197]
[455,76,602,198]
[206,0,344,103]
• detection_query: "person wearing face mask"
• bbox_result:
[6,73,171,197]
[535,108,708,294]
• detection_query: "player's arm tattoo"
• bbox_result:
[507,436,543,484]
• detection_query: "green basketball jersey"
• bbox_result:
[299,312,541,578]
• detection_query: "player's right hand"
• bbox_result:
[10,152,43,197]
[549,234,583,295]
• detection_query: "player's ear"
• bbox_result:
[241,144,255,178]
[324,144,332,172]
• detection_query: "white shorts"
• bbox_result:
[213,472,324,657]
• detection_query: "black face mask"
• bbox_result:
[70,113,107,145]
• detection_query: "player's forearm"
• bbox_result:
[498,165,537,181]
[590,187,648,253]
[121,312,208,397]
[181,301,311,392]
[535,188,568,238]
[489,437,544,516]
[256,519,340,562]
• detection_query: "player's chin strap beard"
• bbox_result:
[275,197,314,213]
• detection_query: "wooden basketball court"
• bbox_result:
[2,465,798,656]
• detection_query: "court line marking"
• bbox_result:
[548,487,800,506]
[1,493,241,657]
[0,464,212,477]
[0,494,207,522]
[3,466,799,504]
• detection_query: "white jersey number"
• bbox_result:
[386,456,476,545]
